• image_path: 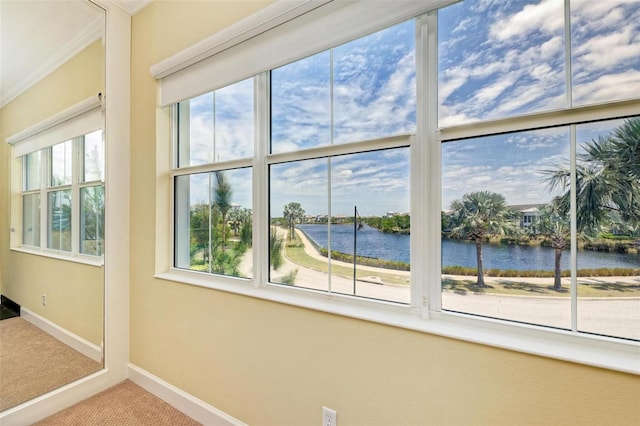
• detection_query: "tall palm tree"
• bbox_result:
[530,201,569,290]
[542,118,640,232]
[283,202,305,241]
[213,171,232,251]
[448,191,520,287]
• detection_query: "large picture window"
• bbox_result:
[163,0,639,370]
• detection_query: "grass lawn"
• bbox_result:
[285,246,410,286]
[442,278,640,298]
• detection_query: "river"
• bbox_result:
[297,224,640,270]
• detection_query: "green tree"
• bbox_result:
[530,202,569,290]
[214,171,232,251]
[542,118,640,232]
[448,191,520,287]
[283,202,305,240]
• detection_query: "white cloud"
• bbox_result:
[573,25,640,70]
[573,69,640,105]
[489,0,564,42]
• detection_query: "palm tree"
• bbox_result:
[213,171,232,251]
[448,191,520,287]
[283,202,305,241]
[531,202,569,290]
[542,118,640,232]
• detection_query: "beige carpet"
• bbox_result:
[35,380,202,425]
[0,316,102,411]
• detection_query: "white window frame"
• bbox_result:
[153,0,640,374]
[7,95,105,265]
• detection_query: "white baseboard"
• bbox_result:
[128,364,245,426]
[21,308,103,363]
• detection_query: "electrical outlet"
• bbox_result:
[42,294,46,306]
[322,406,336,426]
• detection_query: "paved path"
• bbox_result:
[237,228,639,339]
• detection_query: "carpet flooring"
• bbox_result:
[0,317,102,411]
[35,380,202,425]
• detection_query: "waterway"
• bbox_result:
[297,224,640,270]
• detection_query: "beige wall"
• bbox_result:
[0,40,105,346]
[130,2,640,425]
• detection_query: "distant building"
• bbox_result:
[510,204,544,228]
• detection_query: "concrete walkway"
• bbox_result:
[237,228,639,340]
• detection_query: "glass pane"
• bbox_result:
[269,149,411,304]
[177,78,254,167]
[571,0,640,106]
[271,51,331,154]
[83,130,104,182]
[51,140,72,186]
[22,193,40,247]
[48,189,72,251]
[270,19,415,154]
[174,168,253,277]
[80,186,104,256]
[270,158,329,291]
[334,20,416,143]
[24,151,41,190]
[438,1,566,127]
[575,118,640,340]
[442,128,571,328]
[330,149,410,303]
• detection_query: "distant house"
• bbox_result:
[510,204,544,228]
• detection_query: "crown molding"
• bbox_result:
[0,15,104,109]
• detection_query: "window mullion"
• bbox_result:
[71,137,81,254]
[40,149,49,249]
[255,72,270,287]
[425,11,441,314]
[564,0,572,109]
[570,124,577,332]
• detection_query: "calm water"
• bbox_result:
[297,224,640,270]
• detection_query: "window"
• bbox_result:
[19,131,105,257]
[9,96,104,260]
[438,0,639,341]
[173,78,254,278]
[160,0,639,372]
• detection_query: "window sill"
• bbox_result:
[156,269,640,375]
[10,247,104,267]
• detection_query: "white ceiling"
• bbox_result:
[0,0,150,108]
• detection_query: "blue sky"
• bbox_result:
[182,0,639,216]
